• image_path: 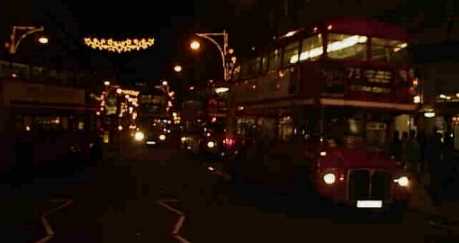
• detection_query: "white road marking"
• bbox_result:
[35,216,53,243]
[157,199,191,243]
[35,199,73,243]
[45,199,73,216]
[175,234,191,243]
[158,200,184,216]
[173,215,185,235]
[161,198,180,203]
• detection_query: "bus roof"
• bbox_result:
[277,17,409,44]
[323,17,409,41]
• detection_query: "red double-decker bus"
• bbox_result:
[231,18,417,210]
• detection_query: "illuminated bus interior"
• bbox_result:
[239,30,408,79]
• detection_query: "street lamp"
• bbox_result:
[37,36,49,45]
[190,40,201,50]
[191,31,234,81]
[174,65,183,73]
[5,26,47,55]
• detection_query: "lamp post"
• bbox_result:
[4,26,47,78]
[191,30,235,82]
[190,31,238,133]
[5,26,47,55]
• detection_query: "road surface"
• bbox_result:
[2,145,458,243]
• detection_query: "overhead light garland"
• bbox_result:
[83,37,155,53]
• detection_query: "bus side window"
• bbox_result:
[261,55,269,73]
[269,49,281,71]
[283,41,300,67]
[327,34,367,60]
[371,38,408,64]
[300,34,323,62]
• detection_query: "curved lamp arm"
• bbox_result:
[196,31,229,81]
[8,26,44,54]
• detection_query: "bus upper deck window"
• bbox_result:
[283,41,300,66]
[327,34,367,60]
[371,38,408,63]
[299,34,323,62]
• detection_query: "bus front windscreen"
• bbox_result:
[327,117,387,150]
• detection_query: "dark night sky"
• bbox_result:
[0,0,258,86]
[1,0,453,87]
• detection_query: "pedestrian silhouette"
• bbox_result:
[390,131,402,160]
[425,130,444,206]
[401,131,409,168]
[406,130,421,175]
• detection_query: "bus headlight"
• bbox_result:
[207,141,216,149]
[394,176,410,187]
[134,131,145,141]
[323,173,336,185]
[159,134,167,141]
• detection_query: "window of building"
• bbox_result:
[327,34,367,60]
[232,65,241,80]
[15,115,26,131]
[371,38,408,63]
[240,58,258,78]
[78,121,85,131]
[237,118,256,136]
[246,58,259,77]
[278,116,294,141]
[240,62,249,78]
[257,118,277,140]
[282,41,300,67]
[269,49,281,70]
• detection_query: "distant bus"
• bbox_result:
[134,88,172,145]
[179,89,237,157]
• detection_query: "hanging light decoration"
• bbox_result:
[83,37,155,53]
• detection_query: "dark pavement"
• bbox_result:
[2,145,459,243]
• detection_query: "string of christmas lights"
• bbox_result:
[83,37,155,53]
